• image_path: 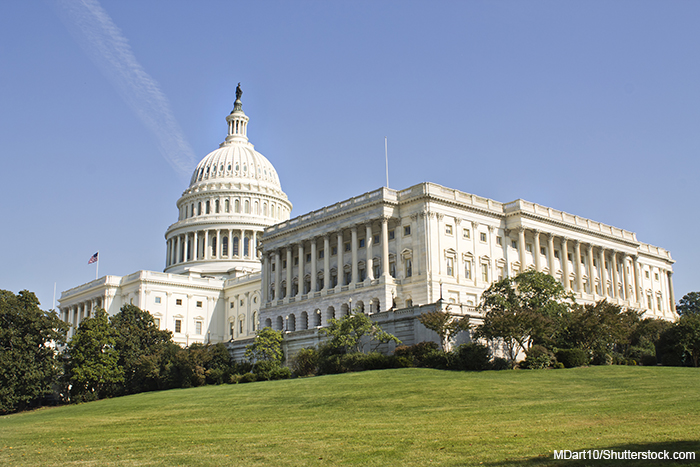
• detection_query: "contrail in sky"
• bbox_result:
[53,0,196,178]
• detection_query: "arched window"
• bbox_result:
[263,203,268,216]
[254,201,259,215]
[206,200,211,214]
[222,237,228,256]
[233,237,239,256]
[215,199,220,213]
[191,203,194,217]
[225,199,230,213]
[244,237,250,257]
[211,236,217,257]
[253,311,258,331]
[187,240,192,261]
[197,202,202,215]
[235,199,240,213]
[239,318,244,334]
[270,205,275,218]
[244,200,250,213]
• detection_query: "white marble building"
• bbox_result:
[59,93,677,352]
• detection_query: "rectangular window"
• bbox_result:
[196,301,202,308]
[405,258,412,277]
[511,240,517,249]
[283,260,287,268]
[155,296,161,304]
[526,243,533,253]
[567,253,572,262]
[554,250,560,259]
[359,239,365,248]
[463,229,470,239]
[645,270,650,279]
[332,246,338,256]
[540,247,546,256]
[176,299,182,306]
[481,264,489,282]
[655,272,659,281]
[480,232,487,242]
[404,226,411,236]
[647,295,653,309]
[319,250,324,259]
[294,257,299,265]
[154,318,160,328]
[496,236,502,246]
[306,253,311,263]
[445,225,453,235]
[464,260,472,279]
[373,234,380,244]
[344,242,351,252]
[389,229,395,240]
[175,319,182,333]
[230,302,234,309]
[498,267,504,281]
[657,295,662,310]
[195,321,202,335]
[272,263,276,271]
[446,257,454,277]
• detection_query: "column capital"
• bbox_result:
[487,225,494,233]
[410,213,419,221]
[454,217,463,225]
[517,226,525,233]
[586,243,593,253]
[471,220,479,229]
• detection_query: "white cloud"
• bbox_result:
[53,0,196,178]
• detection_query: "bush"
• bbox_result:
[421,350,451,370]
[291,348,319,377]
[393,341,439,367]
[253,360,291,381]
[591,351,613,366]
[342,352,393,372]
[390,355,414,368]
[240,372,257,383]
[555,349,589,368]
[451,343,491,371]
[522,345,555,370]
[640,354,658,366]
[554,362,565,369]
[491,357,511,370]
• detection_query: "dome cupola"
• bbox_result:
[164,85,292,278]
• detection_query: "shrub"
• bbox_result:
[421,350,451,370]
[390,355,414,368]
[240,372,257,383]
[591,351,613,366]
[554,362,565,369]
[253,360,291,381]
[341,352,392,372]
[640,354,658,366]
[291,348,319,377]
[491,357,511,370]
[522,345,555,370]
[451,343,491,371]
[555,349,589,368]
[393,341,439,367]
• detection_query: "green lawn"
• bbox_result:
[1,366,699,466]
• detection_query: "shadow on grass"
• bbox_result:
[484,440,700,466]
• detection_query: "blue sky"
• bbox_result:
[1,1,698,310]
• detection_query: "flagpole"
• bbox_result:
[385,136,389,188]
[52,282,56,310]
[96,250,99,280]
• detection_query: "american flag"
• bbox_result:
[88,252,98,264]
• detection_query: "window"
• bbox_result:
[390,261,396,278]
[206,200,211,214]
[195,321,202,335]
[645,270,650,279]
[498,266,504,281]
[406,299,413,307]
[294,257,299,266]
[480,232,487,243]
[445,225,453,235]
[319,250,324,259]
[175,319,182,333]
[222,237,228,256]
[154,318,160,328]
[225,199,230,213]
[197,202,202,215]
[344,270,352,285]
[554,250,560,259]
[306,253,311,263]
[655,272,659,281]
[404,226,411,236]
[389,229,395,240]
[511,240,517,249]
[657,295,662,311]
[647,294,653,309]
[406,258,412,277]
[540,247,546,256]
[239,319,244,334]
[344,242,351,252]
[176,299,182,306]
[155,296,161,304]
[526,243,533,253]
[359,239,365,248]
[481,264,489,282]
[446,257,454,277]
[463,229,470,239]
[496,236,502,246]
[373,234,380,244]
[464,260,472,279]
[215,199,220,213]
[230,302,234,309]
[567,253,572,261]
[196,301,202,308]
[332,246,338,256]
[233,237,239,256]
[244,237,250,256]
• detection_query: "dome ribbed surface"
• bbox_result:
[189,143,281,189]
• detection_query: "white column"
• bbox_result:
[297,243,304,298]
[547,233,555,276]
[533,230,541,272]
[351,226,358,285]
[668,271,676,313]
[337,231,344,287]
[193,231,198,260]
[633,256,642,306]
[323,235,330,290]
[381,217,390,279]
[621,254,630,301]
[599,249,608,297]
[262,253,269,302]
[587,244,595,295]
[310,239,317,292]
[175,236,181,263]
[611,251,619,299]
[228,229,233,259]
[183,234,189,262]
[366,223,374,281]
[204,230,209,260]
[274,250,281,301]
[253,230,258,259]
[561,237,570,291]
[518,227,526,272]
[216,230,221,258]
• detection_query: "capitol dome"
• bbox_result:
[164,87,292,278]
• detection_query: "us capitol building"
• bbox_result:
[59,89,677,357]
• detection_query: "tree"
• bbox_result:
[417,308,470,350]
[476,270,572,363]
[320,312,401,354]
[109,304,173,394]
[0,290,68,414]
[560,300,640,356]
[675,314,700,367]
[676,292,700,317]
[245,327,284,364]
[66,309,123,401]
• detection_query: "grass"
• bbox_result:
[1,366,699,466]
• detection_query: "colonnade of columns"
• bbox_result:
[262,218,393,304]
[166,228,261,267]
[508,227,673,312]
[61,297,102,335]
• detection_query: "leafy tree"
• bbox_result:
[476,270,572,362]
[559,301,640,356]
[245,327,284,364]
[320,312,401,354]
[676,292,700,316]
[66,309,123,401]
[674,314,700,367]
[417,309,470,350]
[0,290,68,414]
[109,304,172,394]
